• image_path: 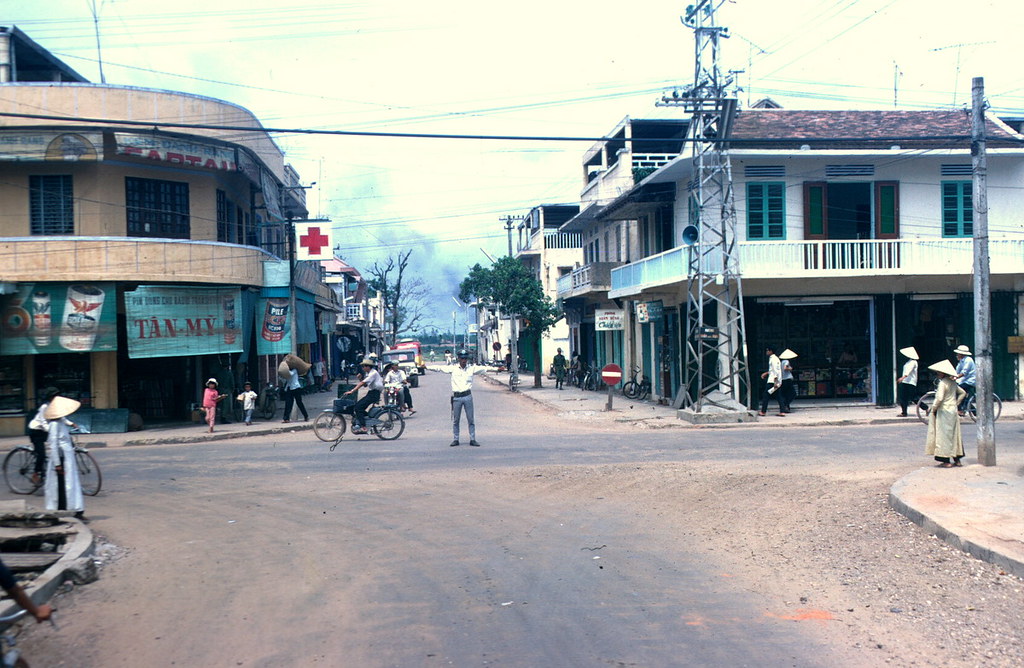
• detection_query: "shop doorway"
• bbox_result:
[826,183,871,240]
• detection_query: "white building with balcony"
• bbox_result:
[562,108,1024,406]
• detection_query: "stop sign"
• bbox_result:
[601,363,623,386]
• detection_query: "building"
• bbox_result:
[561,107,1024,406]
[0,27,333,433]
[322,256,386,375]
[510,204,581,372]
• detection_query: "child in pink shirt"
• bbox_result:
[201,378,225,433]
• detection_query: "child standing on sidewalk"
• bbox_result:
[237,382,258,426]
[202,378,226,433]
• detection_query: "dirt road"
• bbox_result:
[10,378,1023,667]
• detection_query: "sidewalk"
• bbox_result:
[483,370,1024,578]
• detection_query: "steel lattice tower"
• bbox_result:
[660,0,751,411]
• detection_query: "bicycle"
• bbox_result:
[3,432,102,497]
[312,398,405,447]
[915,385,1002,424]
[258,383,279,420]
[581,362,600,391]
[621,366,651,400]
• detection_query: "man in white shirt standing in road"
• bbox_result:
[442,349,487,447]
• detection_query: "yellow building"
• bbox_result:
[0,27,328,434]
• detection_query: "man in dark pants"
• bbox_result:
[344,359,383,434]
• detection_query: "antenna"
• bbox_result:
[930,41,995,106]
[87,0,107,84]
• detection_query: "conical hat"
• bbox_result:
[899,346,919,360]
[779,349,798,360]
[277,360,291,381]
[285,354,312,375]
[928,359,957,376]
[44,396,81,420]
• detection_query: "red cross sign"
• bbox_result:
[294,222,333,260]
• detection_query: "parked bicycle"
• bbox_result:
[621,366,652,400]
[580,362,600,391]
[312,397,405,447]
[915,384,1002,424]
[258,383,279,420]
[3,431,101,496]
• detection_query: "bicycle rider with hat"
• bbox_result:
[953,344,976,415]
[344,358,384,434]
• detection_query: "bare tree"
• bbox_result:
[368,250,428,347]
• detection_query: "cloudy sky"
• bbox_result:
[7,1,1023,331]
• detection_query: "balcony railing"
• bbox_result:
[519,229,583,253]
[610,238,1024,296]
[556,262,619,298]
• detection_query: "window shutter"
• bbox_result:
[803,182,827,240]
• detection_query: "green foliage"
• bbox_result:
[459,257,561,336]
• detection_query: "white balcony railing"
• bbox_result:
[610,238,1024,295]
[557,262,620,298]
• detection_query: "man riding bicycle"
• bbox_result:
[953,344,976,415]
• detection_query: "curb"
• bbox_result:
[889,475,1024,579]
[120,423,313,447]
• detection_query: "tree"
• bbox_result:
[368,250,429,347]
[459,256,562,388]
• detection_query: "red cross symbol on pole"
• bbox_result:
[298,226,330,256]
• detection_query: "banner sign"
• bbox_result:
[1,282,116,355]
[0,131,102,162]
[256,297,292,355]
[595,309,625,331]
[124,287,243,359]
[115,133,237,172]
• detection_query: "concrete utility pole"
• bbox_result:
[971,76,996,466]
[501,215,521,257]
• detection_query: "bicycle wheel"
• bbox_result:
[3,448,39,495]
[637,381,651,401]
[622,381,639,399]
[916,391,935,425]
[313,411,346,442]
[967,394,1003,422]
[75,450,102,496]
[373,408,405,440]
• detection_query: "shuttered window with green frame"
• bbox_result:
[746,182,786,240]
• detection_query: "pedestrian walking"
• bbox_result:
[237,382,258,425]
[896,346,919,417]
[201,378,226,433]
[441,348,487,446]
[925,359,966,467]
[758,345,784,416]
[281,354,311,423]
[778,348,798,414]
[553,348,567,390]
[43,395,86,519]
[343,358,383,434]
[953,344,976,415]
[313,359,325,392]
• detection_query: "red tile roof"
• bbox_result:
[728,109,1023,149]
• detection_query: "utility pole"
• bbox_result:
[660,0,751,413]
[501,215,521,257]
[971,76,996,466]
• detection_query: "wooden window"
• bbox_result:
[874,181,899,239]
[126,177,190,239]
[29,175,74,235]
[941,181,972,237]
[803,182,827,239]
[746,182,786,240]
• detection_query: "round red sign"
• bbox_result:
[601,363,623,386]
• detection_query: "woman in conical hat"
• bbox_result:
[43,396,86,518]
[896,347,919,417]
[924,360,966,468]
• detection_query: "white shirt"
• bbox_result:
[781,360,793,381]
[766,354,781,385]
[443,362,487,393]
[286,368,302,391]
[900,359,918,386]
[237,390,258,410]
[362,368,384,392]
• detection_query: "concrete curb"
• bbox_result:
[889,472,1024,580]
[0,513,95,620]
[120,423,313,446]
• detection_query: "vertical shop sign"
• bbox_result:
[256,297,292,355]
[124,287,243,359]
[0,283,116,355]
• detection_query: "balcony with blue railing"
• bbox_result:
[609,237,1024,297]
[556,262,619,299]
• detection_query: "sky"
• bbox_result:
[6,0,1024,332]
